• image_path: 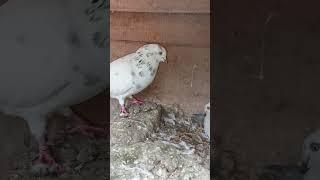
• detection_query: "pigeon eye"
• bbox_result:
[159,52,163,55]
[310,143,320,152]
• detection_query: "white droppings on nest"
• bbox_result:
[161,140,181,149]
[163,117,176,126]
[111,104,210,179]
[191,124,197,131]
[163,112,176,126]
[179,141,195,155]
[120,164,155,179]
[167,112,176,120]
[159,139,195,156]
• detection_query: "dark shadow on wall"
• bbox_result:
[214,0,320,177]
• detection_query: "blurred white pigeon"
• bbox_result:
[255,130,320,180]
[204,102,210,140]
[110,44,167,117]
[302,130,320,180]
[0,0,107,172]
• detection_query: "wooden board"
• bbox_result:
[110,12,210,47]
[110,0,210,13]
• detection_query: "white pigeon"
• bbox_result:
[0,0,107,172]
[110,44,167,117]
[203,102,210,140]
[302,130,320,180]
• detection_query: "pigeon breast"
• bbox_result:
[110,51,160,99]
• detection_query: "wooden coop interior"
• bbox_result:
[110,0,211,115]
[214,0,320,176]
[0,0,210,177]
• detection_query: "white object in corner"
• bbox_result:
[204,102,210,140]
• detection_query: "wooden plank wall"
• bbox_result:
[110,0,210,114]
[110,0,210,13]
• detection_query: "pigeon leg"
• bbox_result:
[37,134,64,172]
[118,97,129,117]
[24,112,64,174]
[130,95,144,105]
[120,105,129,117]
[66,111,107,138]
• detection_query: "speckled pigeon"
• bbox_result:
[110,44,167,117]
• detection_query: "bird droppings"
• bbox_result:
[110,101,210,179]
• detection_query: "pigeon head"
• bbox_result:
[302,130,320,171]
[137,44,167,63]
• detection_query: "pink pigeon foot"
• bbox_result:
[38,146,64,172]
[130,96,144,105]
[120,105,129,117]
[66,112,107,138]
[32,135,65,175]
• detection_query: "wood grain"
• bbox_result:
[110,12,210,47]
[110,0,210,13]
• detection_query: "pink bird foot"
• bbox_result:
[39,146,64,171]
[32,144,65,175]
[38,146,56,164]
[66,112,107,138]
[130,96,144,105]
[120,105,129,117]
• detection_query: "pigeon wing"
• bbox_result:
[110,54,136,97]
